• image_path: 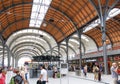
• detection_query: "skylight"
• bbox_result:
[69,39,79,44]
[83,8,120,32]
[29,0,52,28]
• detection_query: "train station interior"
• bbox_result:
[0,0,120,84]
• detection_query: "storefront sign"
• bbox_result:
[98,57,113,62]
[86,59,97,62]
[114,56,120,61]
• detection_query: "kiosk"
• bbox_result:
[60,63,68,75]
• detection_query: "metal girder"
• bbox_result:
[43,45,67,56]
[59,16,98,43]
[50,2,98,44]
[1,7,65,43]
[14,49,40,58]
[11,0,18,32]
[51,43,77,56]
[70,37,86,53]
[61,43,77,55]
[88,0,119,75]
[1,1,87,44]
[54,44,67,54]
[51,50,63,57]
[66,37,69,63]
[1,18,30,38]
[16,53,34,59]
[0,1,33,37]
[0,2,32,14]
[50,5,77,29]
[1,0,11,30]
[96,26,113,47]
[12,44,42,55]
[15,49,39,56]
[18,55,33,60]
[0,51,7,55]
[111,17,120,24]
[3,18,62,44]
[9,33,52,52]
[49,6,78,40]
[11,42,46,54]
[43,20,65,40]
[84,33,99,51]
[0,34,5,44]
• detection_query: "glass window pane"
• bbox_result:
[29,0,52,28]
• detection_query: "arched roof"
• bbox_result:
[0,0,119,60]
[85,14,120,47]
[0,0,97,42]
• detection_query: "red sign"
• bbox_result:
[98,58,103,62]
[98,57,113,62]
[114,56,120,61]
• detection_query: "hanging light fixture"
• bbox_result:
[42,22,47,27]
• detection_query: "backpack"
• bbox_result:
[9,77,15,84]
[14,74,23,84]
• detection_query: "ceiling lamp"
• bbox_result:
[49,18,54,22]
[43,23,47,27]
[40,35,43,37]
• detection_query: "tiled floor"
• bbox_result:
[27,77,105,84]
[6,71,119,84]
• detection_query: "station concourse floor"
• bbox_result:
[6,71,119,84]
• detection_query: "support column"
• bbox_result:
[0,35,5,68]
[2,42,5,68]
[66,37,69,63]
[15,58,18,68]
[78,29,83,75]
[7,49,11,68]
[12,56,15,68]
[89,0,119,75]
[5,45,13,68]
[58,43,60,66]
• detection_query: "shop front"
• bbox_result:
[98,55,120,74]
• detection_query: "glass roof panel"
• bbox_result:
[15,36,47,43]
[69,39,79,44]
[29,0,52,28]
[12,29,51,39]
[84,8,120,32]
[7,29,56,50]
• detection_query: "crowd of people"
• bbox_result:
[82,62,120,84]
[0,64,57,84]
[0,62,119,84]
[0,65,29,84]
[0,68,7,84]
[111,62,120,84]
[69,62,120,84]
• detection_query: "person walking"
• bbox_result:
[53,65,57,78]
[20,67,28,84]
[39,65,48,84]
[0,69,7,84]
[83,65,87,77]
[10,68,24,84]
[111,62,118,84]
[93,65,99,81]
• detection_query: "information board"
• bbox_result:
[60,63,68,74]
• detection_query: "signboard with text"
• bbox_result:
[60,63,68,74]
